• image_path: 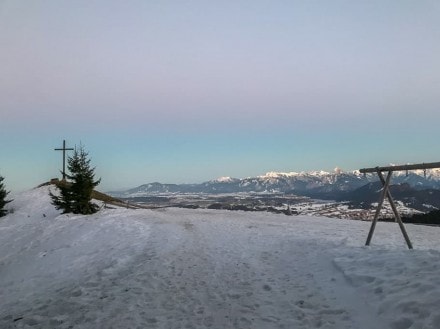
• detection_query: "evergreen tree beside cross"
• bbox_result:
[51,145,101,214]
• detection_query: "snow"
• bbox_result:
[258,171,301,178]
[385,166,440,180]
[258,168,440,181]
[1,186,440,328]
[211,176,236,183]
[259,171,333,179]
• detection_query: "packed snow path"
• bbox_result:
[1,187,440,328]
[103,210,363,329]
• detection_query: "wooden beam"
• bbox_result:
[376,171,413,249]
[359,161,440,174]
[364,169,414,249]
[366,170,392,246]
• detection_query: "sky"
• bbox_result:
[1,0,440,192]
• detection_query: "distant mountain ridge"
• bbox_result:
[109,168,440,198]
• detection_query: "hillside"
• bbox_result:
[337,182,440,211]
[39,180,146,210]
[1,186,440,328]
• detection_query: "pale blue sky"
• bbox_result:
[1,0,440,192]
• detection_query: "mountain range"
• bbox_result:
[110,168,440,199]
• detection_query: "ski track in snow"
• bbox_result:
[1,186,440,328]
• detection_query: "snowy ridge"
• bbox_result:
[258,170,332,179]
[112,166,440,198]
[1,186,440,328]
[393,167,440,178]
[261,167,440,180]
[210,176,239,183]
[258,171,302,178]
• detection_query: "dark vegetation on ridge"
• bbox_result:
[400,210,440,225]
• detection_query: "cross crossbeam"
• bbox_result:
[54,140,74,180]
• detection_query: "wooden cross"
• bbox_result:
[54,140,74,180]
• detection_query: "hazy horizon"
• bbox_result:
[1,0,440,192]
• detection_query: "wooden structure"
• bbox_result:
[359,161,440,249]
[54,140,74,180]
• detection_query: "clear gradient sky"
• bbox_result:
[1,0,440,192]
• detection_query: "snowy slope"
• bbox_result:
[1,186,439,328]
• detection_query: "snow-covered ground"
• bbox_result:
[1,186,439,329]
[292,200,421,220]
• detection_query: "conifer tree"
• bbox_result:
[51,145,101,214]
[0,175,12,217]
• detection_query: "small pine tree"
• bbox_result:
[0,175,12,217]
[51,145,101,214]
[51,179,74,214]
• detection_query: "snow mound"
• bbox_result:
[1,186,440,328]
[6,185,60,222]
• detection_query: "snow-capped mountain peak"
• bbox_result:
[212,176,237,183]
[258,172,301,179]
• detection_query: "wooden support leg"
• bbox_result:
[366,170,392,246]
[377,172,413,249]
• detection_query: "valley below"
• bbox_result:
[117,192,420,221]
[109,169,440,223]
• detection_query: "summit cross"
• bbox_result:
[54,140,74,180]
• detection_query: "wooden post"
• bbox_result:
[377,172,413,249]
[366,170,392,246]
